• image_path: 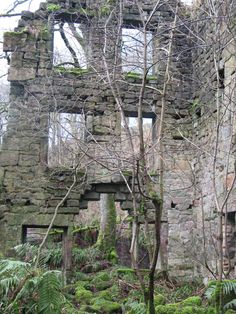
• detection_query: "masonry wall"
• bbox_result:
[0,0,232,278]
[189,1,236,277]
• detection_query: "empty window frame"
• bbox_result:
[122,28,153,74]
[53,22,86,68]
[22,225,69,269]
[121,116,154,155]
[48,112,86,167]
[0,81,10,147]
[0,112,8,147]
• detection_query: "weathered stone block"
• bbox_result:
[0,152,18,166]
[8,68,36,81]
[3,32,27,52]
[19,154,39,166]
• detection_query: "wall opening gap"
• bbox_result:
[22,225,67,268]
[122,28,153,74]
[53,22,87,68]
[48,112,86,167]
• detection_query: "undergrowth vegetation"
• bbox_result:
[1,244,236,313]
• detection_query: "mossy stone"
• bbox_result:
[117,268,135,275]
[154,294,166,306]
[95,272,110,282]
[206,307,216,314]
[155,303,178,314]
[175,306,207,314]
[91,297,121,313]
[181,296,202,306]
[75,285,93,303]
[95,280,113,291]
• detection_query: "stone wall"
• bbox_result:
[0,0,220,279]
[189,1,236,277]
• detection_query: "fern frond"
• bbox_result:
[126,300,147,314]
[37,270,65,314]
[0,259,31,296]
[205,284,216,301]
[224,298,236,310]
[14,243,38,262]
[223,280,236,295]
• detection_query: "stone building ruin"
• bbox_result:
[0,0,236,278]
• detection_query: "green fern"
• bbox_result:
[126,300,147,314]
[37,270,65,314]
[0,259,70,313]
[0,259,30,296]
[223,281,236,296]
[14,243,38,261]
[205,280,236,312]
[224,299,236,310]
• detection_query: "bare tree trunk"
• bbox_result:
[96,194,117,255]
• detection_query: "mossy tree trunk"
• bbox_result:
[96,194,117,255]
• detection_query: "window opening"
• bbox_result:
[122,28,153,74]
[121,116,155,169]
[48,112,86,167]
[0,111,8,147]
[22,225,67,268]
[53,22,86,68]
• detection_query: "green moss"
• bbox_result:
[49,228,64,235]
[155,303,179,314]
[4,29,27,37]
[96,285,119,301]
[95,272,110,282]
[156,303,215,314]
[149,190,162,202]
[54,66,90,76]
[90,298,121,313]
[78,305,93,313]
[47,4,61,12]
[99,5,110,15]
[96,194,117,255]
[155,294,166,306]
[79,7,96,17]
[122,170,132,177]
[124,72,158,81]
[40,27,49,40]
[92,280,112,291]
[125,72,142,79]
[74,271,90,282]
[75,285,93,303]
[117,268,135,275]
[225,310,236,314]
[175,306,205,314]
[89,272,113,291]
[97,289,113,301]
[206,307,216,314]
[108,249,118,264]
[181,296,202,306]
[147,75,158,80]
[72,225,98,234]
